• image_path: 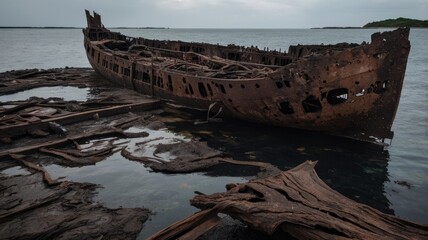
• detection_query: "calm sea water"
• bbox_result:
[0,28,427,237]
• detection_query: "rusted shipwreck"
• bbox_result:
[83,10,410,142]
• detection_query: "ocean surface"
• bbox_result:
[0,28,427,238]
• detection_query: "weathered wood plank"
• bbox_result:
[0,100,160,138]
[146,209,220,240]
[177,215,221,240]
[0,127,121,158]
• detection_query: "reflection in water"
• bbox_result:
[161,106,394,215]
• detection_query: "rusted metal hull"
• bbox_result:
[83,10,410,142]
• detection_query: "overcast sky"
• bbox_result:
[0,0,427,28]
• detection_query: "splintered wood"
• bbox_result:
[187,161,428,239]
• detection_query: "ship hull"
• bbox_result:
[83,10,410,142]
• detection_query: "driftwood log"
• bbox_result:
[185,161,428,239]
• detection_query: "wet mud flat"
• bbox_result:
[1,68,427,239]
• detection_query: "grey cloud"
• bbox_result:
[0,0,427,28]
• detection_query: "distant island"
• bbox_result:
[364,17,428,28]
[313,17,428,29]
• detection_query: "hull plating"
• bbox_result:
[83,10,410,142]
